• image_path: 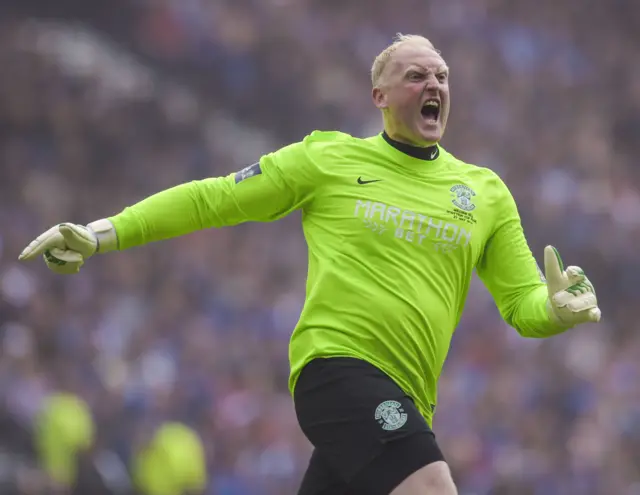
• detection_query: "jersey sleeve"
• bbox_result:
[476,173,568,337]
[109,134,322,250]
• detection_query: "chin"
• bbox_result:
[417,129,442,146]
[410,119,441,144]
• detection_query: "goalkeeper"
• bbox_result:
[19,34,600,495]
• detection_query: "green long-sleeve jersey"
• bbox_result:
[109,131,567,425]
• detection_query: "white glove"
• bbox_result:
[18,219,118,275]
[544,245,601,327]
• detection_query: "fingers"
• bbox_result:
[59,223,94,255]
[564,281,593,297]
[18,227,65,261]
[543,245,565,289]
[47,258,84,275]
[587,307,601,322]
[44,248,84,275]
[46,248,84,264]
[564,292,597,312]
[569,306,602,325]
[566,265,586,286]
[19,224,90,277]
[552,287,601,325]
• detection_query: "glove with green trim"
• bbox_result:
[544,245,601,327]
[18,219,117,275]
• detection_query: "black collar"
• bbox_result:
[382,131,440,161]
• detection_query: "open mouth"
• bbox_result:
[421,99,440,123]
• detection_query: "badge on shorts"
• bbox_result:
[375,400,408,431]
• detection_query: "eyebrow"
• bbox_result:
[406,64,449,74]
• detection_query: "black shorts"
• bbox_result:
[294,357,445,495]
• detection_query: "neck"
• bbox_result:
[384,130,436,148]
[382,131,440,161]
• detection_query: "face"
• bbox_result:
[372,44,450,146]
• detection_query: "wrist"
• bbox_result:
[87,219,118,253]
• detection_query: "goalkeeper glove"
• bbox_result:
[544,245,601,327]
[18,219,118,275]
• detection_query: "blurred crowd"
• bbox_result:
[1,0,639,494]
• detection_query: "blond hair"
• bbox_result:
[371,34,438,87]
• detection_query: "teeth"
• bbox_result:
[424,100,439,108]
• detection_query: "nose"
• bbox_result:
[425,73,439,90]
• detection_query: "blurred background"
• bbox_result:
[0,0,639,494]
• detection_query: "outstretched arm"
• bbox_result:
[19,138,319,273]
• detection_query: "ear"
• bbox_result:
[372,87,388,109]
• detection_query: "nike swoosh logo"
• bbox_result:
[357,177,382,185]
